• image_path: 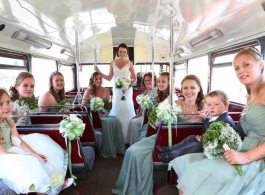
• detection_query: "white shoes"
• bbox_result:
[59,178,74,192]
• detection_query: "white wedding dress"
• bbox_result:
[109,60,135,143]
[0,119,67,195]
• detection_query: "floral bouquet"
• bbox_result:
[147,99,182,128]
[90,97,111,114]
[115,78,131,100]
[136,94,153,110]
[57,99,73,112]
[59,114,86,184]
[12,97,39,114]
[202,121,243,175]
[147,99,182,147]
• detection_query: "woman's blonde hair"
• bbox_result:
[233,47,264,105]
[0,88,13,145]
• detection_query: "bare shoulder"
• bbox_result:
[104,87,110,93]
[38,91,55,104]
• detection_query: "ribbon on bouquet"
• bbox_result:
[59,114,85,184]
[156,99,182,170]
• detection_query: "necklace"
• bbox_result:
[180,104,197,120]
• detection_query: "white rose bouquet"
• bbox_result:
[90,97,111,114]
[136,94,153,110]
[202,121,243,175]
[115,78,131,100]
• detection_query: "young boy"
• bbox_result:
[158,90,236,163]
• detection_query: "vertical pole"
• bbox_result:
[151,36,155,94]
[94,47,97,67]
[169,16,174,106]
[74,30,82,103]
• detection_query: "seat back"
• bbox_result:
[30,111,101,150]
[90,110,102,130]
[153,122,204,171]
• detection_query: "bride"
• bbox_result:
[94,43,137,143]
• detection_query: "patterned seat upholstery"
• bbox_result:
[0,180,17,195]
[82,146,95,170]
[94,130,103,148]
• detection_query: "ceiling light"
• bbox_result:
[190,29,223,48]
[12,30,52,49]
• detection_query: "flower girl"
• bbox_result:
[0,88,73,194]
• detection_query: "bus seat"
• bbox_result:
[30,112,103,153]
[0,180,16,195]
[90,110,103,131]
[153,123,204,171]
[133,87,146,112]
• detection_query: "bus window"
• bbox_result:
[211,51,249,104]
[0,57,25,66]
[211,65,247,104]
[0,55,27,91]
[174,64,186,89]
[0,69,25,90]
[59,65,74,92]
[134,63,168,76]
[187,56,208,94]
[79,64,112,88]
[32,57,57,98]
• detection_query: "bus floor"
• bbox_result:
[73,154,172,195]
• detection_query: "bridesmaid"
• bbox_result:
[171,47,265,195]
[38,71,66,112]
[82,71,110,104]
[10,72,35,125]
[83,72,126,158]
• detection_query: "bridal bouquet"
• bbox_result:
[90,97,111,113]
[57,99,73,112]
[12,97,39,114]
[115,78,131,100]
[202,121,243,175]
[136,94,153,110]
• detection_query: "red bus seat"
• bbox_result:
[30,111,103,152]
[153,123,204,171]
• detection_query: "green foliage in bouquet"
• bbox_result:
[147,107,159,127]
[13,97,39,114]
[103,98,111,112]
[202,121,243,175]
[57,99,73,112]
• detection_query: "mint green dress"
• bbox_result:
[99,116,126,158]
[171,103,265,195]
[112,134,156,195]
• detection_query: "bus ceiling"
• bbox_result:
[0,0,265,63]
